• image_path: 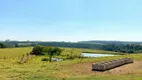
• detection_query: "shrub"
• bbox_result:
[42,58,49,61]
[43,46,62,62]
[30,45,44,55]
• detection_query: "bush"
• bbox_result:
[43,46,62,62]
[42,58,49,61]
[30,45,44,55]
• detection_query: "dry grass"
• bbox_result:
[0,47,32,57]
[0,47,141,80]
[65,61,142,75]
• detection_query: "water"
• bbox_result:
[82,53,117,57]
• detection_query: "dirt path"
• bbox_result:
[67,60,142,75]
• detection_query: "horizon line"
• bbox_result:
[1,39,142,43]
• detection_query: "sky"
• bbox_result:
[0,0,142,42]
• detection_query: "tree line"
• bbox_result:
[0,42,15,48]
[101,44,142,53]
[1,41,142,53]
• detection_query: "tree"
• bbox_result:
[43,46,62,62]
[0,43,8,48]
[30,45,44,55]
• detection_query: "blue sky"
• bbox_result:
[0,0,142,42]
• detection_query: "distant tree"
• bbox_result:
[15,44,20,47]
[0,43,6,48]
[30,45,44,55]
[5,39,10,42]
[127,50,134,53]
[43,46,62,62]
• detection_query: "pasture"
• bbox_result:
[0,47,142,80]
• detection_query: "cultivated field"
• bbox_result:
[0,47,142,80]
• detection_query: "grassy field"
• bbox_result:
[0,47,142,80]
[0,47,32,57]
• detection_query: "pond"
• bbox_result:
[82,53,117,57]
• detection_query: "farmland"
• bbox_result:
[0,47,142,80]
